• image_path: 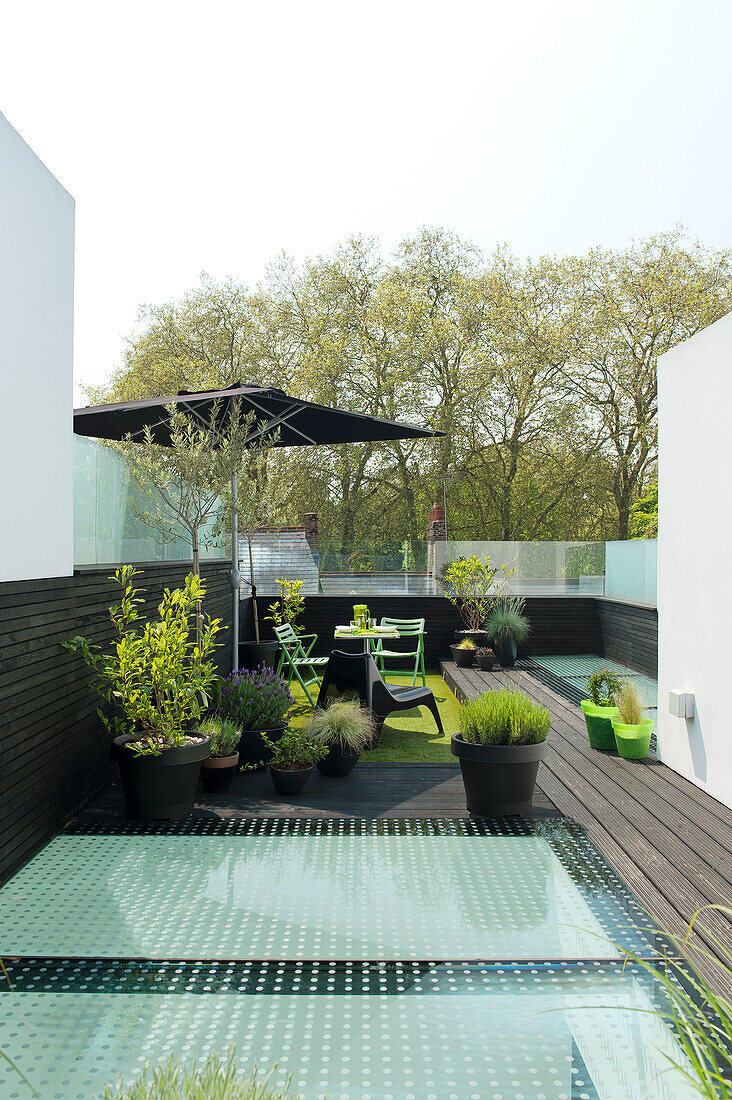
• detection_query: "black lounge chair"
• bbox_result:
[315,649,444,747]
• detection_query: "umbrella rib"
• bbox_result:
[242,399,318,445]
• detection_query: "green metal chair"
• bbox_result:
[371,617,426,687]
[274,623,329,707]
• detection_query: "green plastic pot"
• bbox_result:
[611,717,653,760]
[580,700,619,751]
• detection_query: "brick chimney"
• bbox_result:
[426,503,446,586]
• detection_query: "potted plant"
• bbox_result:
[580,668,624,750]
[263,726,328,796]
[265,577,305,634]
[198,715,241,793]
[304,701,376,777]
[484,595,531,668]
[219,665,293,768]
[612,681,654,759]
[475,647,497,671]
[440,555,511,647]
[61,566,221,820]
[450,637,478,668]
[451,687,550,815]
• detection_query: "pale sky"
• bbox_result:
[2,0,731,403]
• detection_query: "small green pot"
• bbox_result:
[611,717,653,760]
[580,700,619,751]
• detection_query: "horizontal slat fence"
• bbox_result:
[596,597,658,678]
[0,561,232,883]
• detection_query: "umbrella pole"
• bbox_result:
[231,470,240,673]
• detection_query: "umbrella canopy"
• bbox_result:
[73,383,442,669]
[73,383,440,448]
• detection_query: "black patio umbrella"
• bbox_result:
[74,383,442,669]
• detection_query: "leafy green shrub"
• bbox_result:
[61,566,223,755]
[460,688,550,746]
[484,595,531,645]
[199,715,241,758]
[615,680,645,725]
[585,668,625,707]
[264,726,328,770]
[220,666,293,731]
[103,1051,298,1099]
[304,700,375,754]
[440,555,511,632]
[265,578,305,633]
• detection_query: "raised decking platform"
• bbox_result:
[443,660,732,989]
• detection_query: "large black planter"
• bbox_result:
[317,743,359,777]
[270,765,314,796]
[237,726,285,769]
[450,734,547,816]
[238,639,280,670]
[450,644,476,668]
[111,734,210,820]
[200,752,240,794]
[493,636,518,668]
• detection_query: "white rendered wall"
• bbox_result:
[657,311,732,808]
[0,113,75,582]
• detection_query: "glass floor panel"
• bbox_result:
[527,655,658,712]
[0,967,702,1100]
[0,820,660,960]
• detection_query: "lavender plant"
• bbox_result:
[220,665,293,731]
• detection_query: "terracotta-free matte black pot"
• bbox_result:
[238,640,280,670]
[237,726,285,769]
[450,644,476,668]
[493,636,518,668]
[450,734,547,816]
[317,743,360,777]
[200,752,240,794]
[269,764,314,796]
[476,652,497,671]
[111,734,210,820]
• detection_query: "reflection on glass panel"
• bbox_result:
[605,540,658,604]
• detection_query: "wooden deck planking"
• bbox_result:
[443,660,732,990]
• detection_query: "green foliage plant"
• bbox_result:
[265,578,305,633]
[585,668,625,707]
[440,555,510,632]
[219,666,293,731]
[199,715,241,758]
[456,637,478,650]
[484,595,531,644]
[263,726,328,771]
[304,700,375,754]
[615,680,645,726]
[459,687,550,746]
[61,567,223,756]
[103,1050,298,1099]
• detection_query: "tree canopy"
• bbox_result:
[87,228,732,545]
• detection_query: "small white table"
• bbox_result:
[333,627,400,653]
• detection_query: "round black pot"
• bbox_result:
[270,764,314,796]
[493,636,518,668]
[200,752,239,794]
[317,743,360,777]
[111,734,210,820]
[237,726,285,770]
[476,652,497,671]
[450,643,476,668]
[238,639,280,671]
[450,734,548,816]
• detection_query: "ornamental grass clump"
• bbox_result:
[103,1050,298,1099]
[304,701,375,754]
[484,595,532,644]
[456,637,478,650]
[460,687,550,746]
[615,679,645,725]
[199,715,241,758]
[220,665,293,731]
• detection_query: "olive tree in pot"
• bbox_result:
[305,701,376,777]
[218,665,293,768]
[263,726,328,796]
[198,716,241,794]
[440,555,511,648]
[580,669,623,750]
[451,687,550,815]
[484,595,531,668]
[62,567,222,820]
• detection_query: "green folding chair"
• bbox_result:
[371,617,426,688]
[274,623,329,707]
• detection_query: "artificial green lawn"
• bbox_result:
[287,672,461,762]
